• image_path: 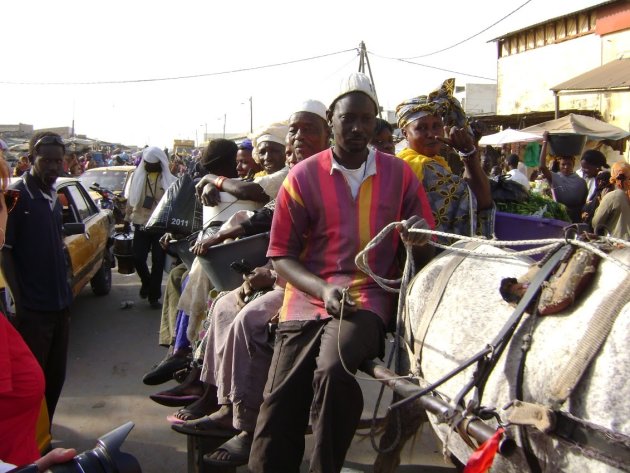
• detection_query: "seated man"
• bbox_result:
[169,102,331,469]
[249,73,434,473]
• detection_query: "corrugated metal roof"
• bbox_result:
[551,57,630,93]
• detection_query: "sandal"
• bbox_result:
[171,415,239,437]
[203,433,252,467]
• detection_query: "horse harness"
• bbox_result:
[396,241,630,472]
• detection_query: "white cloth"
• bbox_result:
[251,123,289,164]
[506,168,530,190]
[126,147,176,207]
[0,461,16,473]
[330,149,377,199]
[253,166,289,199]
[576,168,597,200]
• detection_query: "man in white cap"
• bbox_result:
[124,146,176,308]
[195,123,289,208]
[248,74,435,473]
[165,103,331,469]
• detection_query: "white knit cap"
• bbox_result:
[330,72,378,109]
[292,100,327,121]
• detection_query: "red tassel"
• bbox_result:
[463,427,505,473]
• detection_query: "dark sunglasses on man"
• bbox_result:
[34,135,66,151]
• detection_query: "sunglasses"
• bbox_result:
[3,189,20,214]
[34,135,65,150]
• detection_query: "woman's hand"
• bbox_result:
[34,448,77,472]
[436,126,476,155]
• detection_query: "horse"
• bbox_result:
[374,242,629,473]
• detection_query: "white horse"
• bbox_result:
[381,242,629,473]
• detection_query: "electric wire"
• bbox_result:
[401,0,534,59]
[368,52,497,81]
[0,48,358,86]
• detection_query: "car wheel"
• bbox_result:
[91,250,112,296]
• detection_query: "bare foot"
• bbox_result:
[206,404,234,429]
[170,383,218,421]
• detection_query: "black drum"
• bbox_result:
[113,232,135,275]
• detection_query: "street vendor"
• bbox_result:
[538,131,588,223]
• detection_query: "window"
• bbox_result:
[65,184,97,222]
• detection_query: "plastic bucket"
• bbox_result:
[494,212,568,260]
[197,233,270,291]
[203,192,263,225]
[113,232,135,274]
[547,134,586,157]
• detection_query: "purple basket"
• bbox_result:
[494,212,569,259]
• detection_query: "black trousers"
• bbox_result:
[249,310,385,473]
[132,226,166,302]
[16,307,70,423]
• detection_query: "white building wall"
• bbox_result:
[497,34,603,115]
[463,84,497,115]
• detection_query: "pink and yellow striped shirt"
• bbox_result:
[267,148,434,325]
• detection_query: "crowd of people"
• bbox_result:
[0,71,629,473]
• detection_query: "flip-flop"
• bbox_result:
[166,405,210,424]
[171,416,240,437]
[150,393,200,407]
[203,433,252,467]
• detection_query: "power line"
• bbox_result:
[401,0,534,59]
[0,48,357,86]
[368,52,497,81]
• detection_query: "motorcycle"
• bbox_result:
[90,183,127,225]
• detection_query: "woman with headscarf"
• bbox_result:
[124,147,177,308]
[592,161,630,239]
[395,79,493,245]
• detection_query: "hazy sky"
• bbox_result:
[2,0,600,149]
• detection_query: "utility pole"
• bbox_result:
[249,96,253,133]
[358,41,382,119]
[223,113,227,138]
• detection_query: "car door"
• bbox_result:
[59,182,111,295]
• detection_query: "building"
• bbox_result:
[492,0,630,134]
[455,84,498,116]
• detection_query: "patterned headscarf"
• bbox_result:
[395,79,469,132]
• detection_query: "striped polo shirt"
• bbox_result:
[267,148,434,324]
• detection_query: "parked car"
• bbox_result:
[57,177,116,296]
[0,178,115,316]
[79,165,135,202]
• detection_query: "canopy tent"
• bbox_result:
[521,114,630,141]
[479,128,542,146]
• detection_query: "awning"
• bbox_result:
[551,57,630,95]
[479,128,542,146]
[521,113,630,141]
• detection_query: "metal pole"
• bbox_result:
[361,361,516,456]
[363,45,382,119]
[554,92,559,119]
[249,96,253,133]
[223,114,226,138]
[358,41,365,73]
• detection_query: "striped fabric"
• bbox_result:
[267,148,434,325]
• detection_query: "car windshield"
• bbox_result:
[79,169,128,193]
